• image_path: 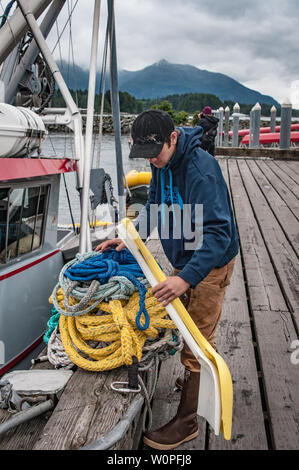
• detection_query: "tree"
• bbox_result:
[174,111,189,126]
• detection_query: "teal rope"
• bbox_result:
[43,307,60,344]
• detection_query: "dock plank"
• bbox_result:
[267,161,299,199]
[252,309,299,449]
[237,159,299,326]
[33,367,144,450]
[226,160,287,312]
[208,253,268,450]
[246,160,299,255]
[274,160,299,184]
[255,160,299,221]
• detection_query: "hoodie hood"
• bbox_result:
[168,126,204,170]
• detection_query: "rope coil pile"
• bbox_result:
[46,249,181,372]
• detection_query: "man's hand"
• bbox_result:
[95,237,126,252]
[152,276,190,307]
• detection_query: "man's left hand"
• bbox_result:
[152,276,190,307]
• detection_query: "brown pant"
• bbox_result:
[174,257,236,372]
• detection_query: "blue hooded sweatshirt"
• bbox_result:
[135,126,239,288]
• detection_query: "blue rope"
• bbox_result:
[64,249,150,330]
[0,1,16,28]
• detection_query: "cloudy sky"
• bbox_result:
[47,0,299,106]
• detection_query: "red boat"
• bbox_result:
[241,131,299,146]
[229,123,299,138]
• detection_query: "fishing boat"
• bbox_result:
[0,0,120,376]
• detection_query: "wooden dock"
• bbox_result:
[0,157,298,450]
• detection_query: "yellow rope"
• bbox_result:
[49,288,176,372]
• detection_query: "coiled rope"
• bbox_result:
[47,249,180,372]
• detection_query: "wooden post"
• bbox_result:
[232,102,240,148]
[218,107,224,147]
[252,102,261,149]
[280,99,292,149]
[270,105,277,133]
[214,108,220,146]
[249,107,253,148]
[224,106,230,147]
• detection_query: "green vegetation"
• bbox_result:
[52,89,299,118]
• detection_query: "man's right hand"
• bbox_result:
[95,237,126,252]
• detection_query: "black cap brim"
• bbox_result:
[129,142,164,159]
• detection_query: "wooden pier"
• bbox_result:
[0,157,298,451]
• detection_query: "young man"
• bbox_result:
[198,106,219,156]
[96,109,239,450]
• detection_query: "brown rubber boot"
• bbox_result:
[143,370,200,450]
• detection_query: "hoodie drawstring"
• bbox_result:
[160,165,176,226]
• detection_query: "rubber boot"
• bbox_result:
[143,370,200,450]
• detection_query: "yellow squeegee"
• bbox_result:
[117,218,233,440]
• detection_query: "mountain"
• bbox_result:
[57,59,279,107]
[118,60,279,106]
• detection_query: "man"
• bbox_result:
[96,109,239,450]
[198,106,219,156]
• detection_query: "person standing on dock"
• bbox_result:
[95,109,239,450]
[197,106,219,157]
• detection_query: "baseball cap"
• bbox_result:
[129,109,175,159]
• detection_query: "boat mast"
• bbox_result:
[79,0,102,254]
[107,0,126,221]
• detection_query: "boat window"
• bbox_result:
[0,185,49,263]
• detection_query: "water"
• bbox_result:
[41,133,150,225]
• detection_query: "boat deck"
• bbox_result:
[0,157,298,450]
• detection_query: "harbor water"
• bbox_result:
[41,133,150,225]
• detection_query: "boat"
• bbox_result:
[240,131,299,147]
[0,0,118,376]
[229,123,299,138]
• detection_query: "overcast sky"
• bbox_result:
[47,0,299,106]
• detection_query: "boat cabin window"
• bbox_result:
[0,184,49,264]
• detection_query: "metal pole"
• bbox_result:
[0,399,53,437]
[96,24,109,168]
[270,105,277,133]
[224,106,230,147]
[80,395,144,450]
[280,99,292,150]
[232,103,240,148]
[252,102,261,149]
[5,0,67,104]
[0,0,52,64]
[79,0,101,254]
[17,0,85,190]
[107,0,126,221]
